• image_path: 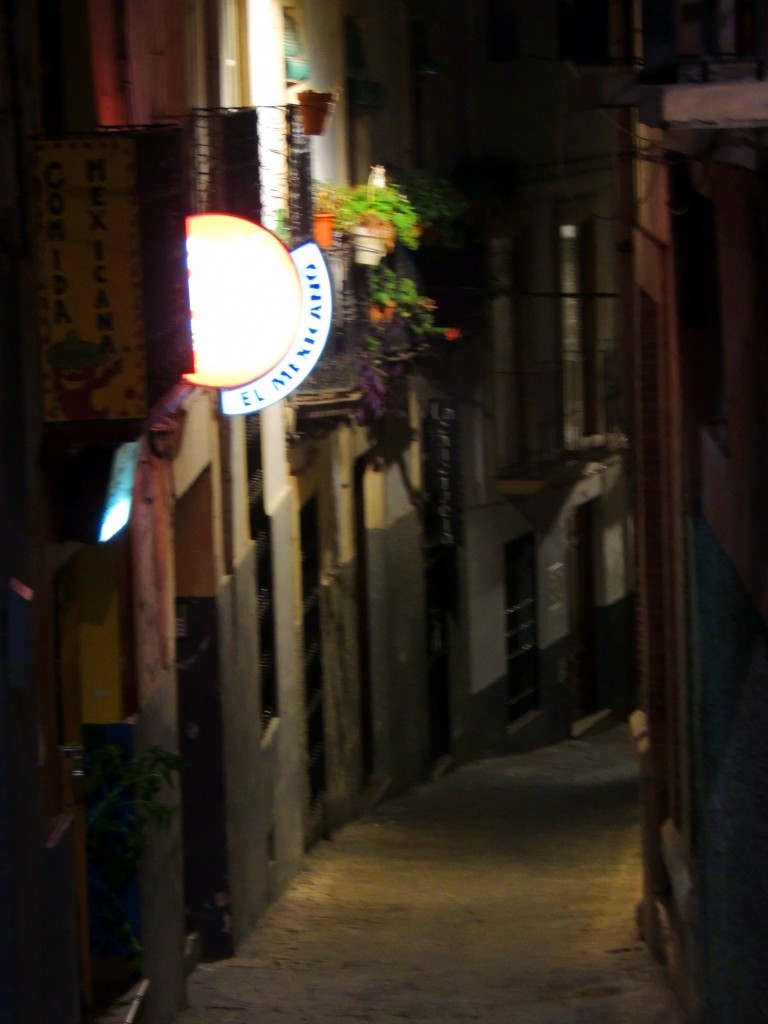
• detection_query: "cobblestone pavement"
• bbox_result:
[172,724,683,1024]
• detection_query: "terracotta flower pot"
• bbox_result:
[313,213,335,248]
[369,300,397,324]
[297,91,335,135]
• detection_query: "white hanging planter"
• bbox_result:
[350,225,387,266]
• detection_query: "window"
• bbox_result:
[560,219,602,447]
[221,0,248,107]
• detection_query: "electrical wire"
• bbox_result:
[392,0,563,63]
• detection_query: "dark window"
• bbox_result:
[246,417,278,728]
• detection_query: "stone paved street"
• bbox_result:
[172,724,682,1024]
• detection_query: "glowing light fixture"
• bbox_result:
[220,240,333,416]
[99,441,140,542]
[183,214,303,389]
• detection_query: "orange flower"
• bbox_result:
[444,328,462,341]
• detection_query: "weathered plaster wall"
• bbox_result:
[133,447,185,1024]
[297,0,347,182]
[463,502,530,696]
[702,166,768,625]
[217,546,269,947]
[321,559,363,829]
[267,480,306,893]
[690,516,768,1024]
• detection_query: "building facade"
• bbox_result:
[568,0,768,1018]
[1,2,637,1023]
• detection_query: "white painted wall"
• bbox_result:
[464,502,530,695]
[173,389,217,499]
[595,458,631,606]
[299,0,347,181]
[247,0,289,229]
[228,414,252,562]
[534,460,631,651]
[536,516,570,649]
[247,0,286,105]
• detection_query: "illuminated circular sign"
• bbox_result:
[220,240,333,416]
[182,215,332,408]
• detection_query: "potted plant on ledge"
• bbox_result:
[312,182,344,248]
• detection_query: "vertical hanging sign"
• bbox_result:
[34,138,147,422]
[424,399,462,547]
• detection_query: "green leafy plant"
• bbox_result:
[395,170,469,246]
[335,182,421,250]
[85,742,182,957]
[367,265,461,344]
[357,265,462,424]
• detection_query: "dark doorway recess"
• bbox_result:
[176,597,233,961]
[353,457,375,782]
[246,417,278,729]
[425,546,455,761]
[300,498,327,845]
[569,500,599,722]
[504,533,539,722]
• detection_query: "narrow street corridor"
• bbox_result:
[173,724,682,1024]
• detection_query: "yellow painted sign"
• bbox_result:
[34,137,147,421]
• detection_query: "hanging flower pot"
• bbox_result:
[313,212,335,248]
[349,225,388,265]
[297,91,335,135]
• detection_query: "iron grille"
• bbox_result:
[189,105,312,243]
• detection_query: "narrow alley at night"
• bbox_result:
[170,722,681,1024]
[4,1,768,1023]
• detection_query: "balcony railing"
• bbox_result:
[562,0,768,76]
[642,0,768,78]
[289,236,364,409]
[497,347,624,487]
[189,105,312,242]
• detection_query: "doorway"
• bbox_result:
[568,500,599,724]
[54,538,136,1014]
[300,498,327,846]
[425,547,454,761]
[353,457,374,782]
[175,469,233,960]
[504,534,539,722]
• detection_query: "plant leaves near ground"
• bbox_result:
[85,742,182,958]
